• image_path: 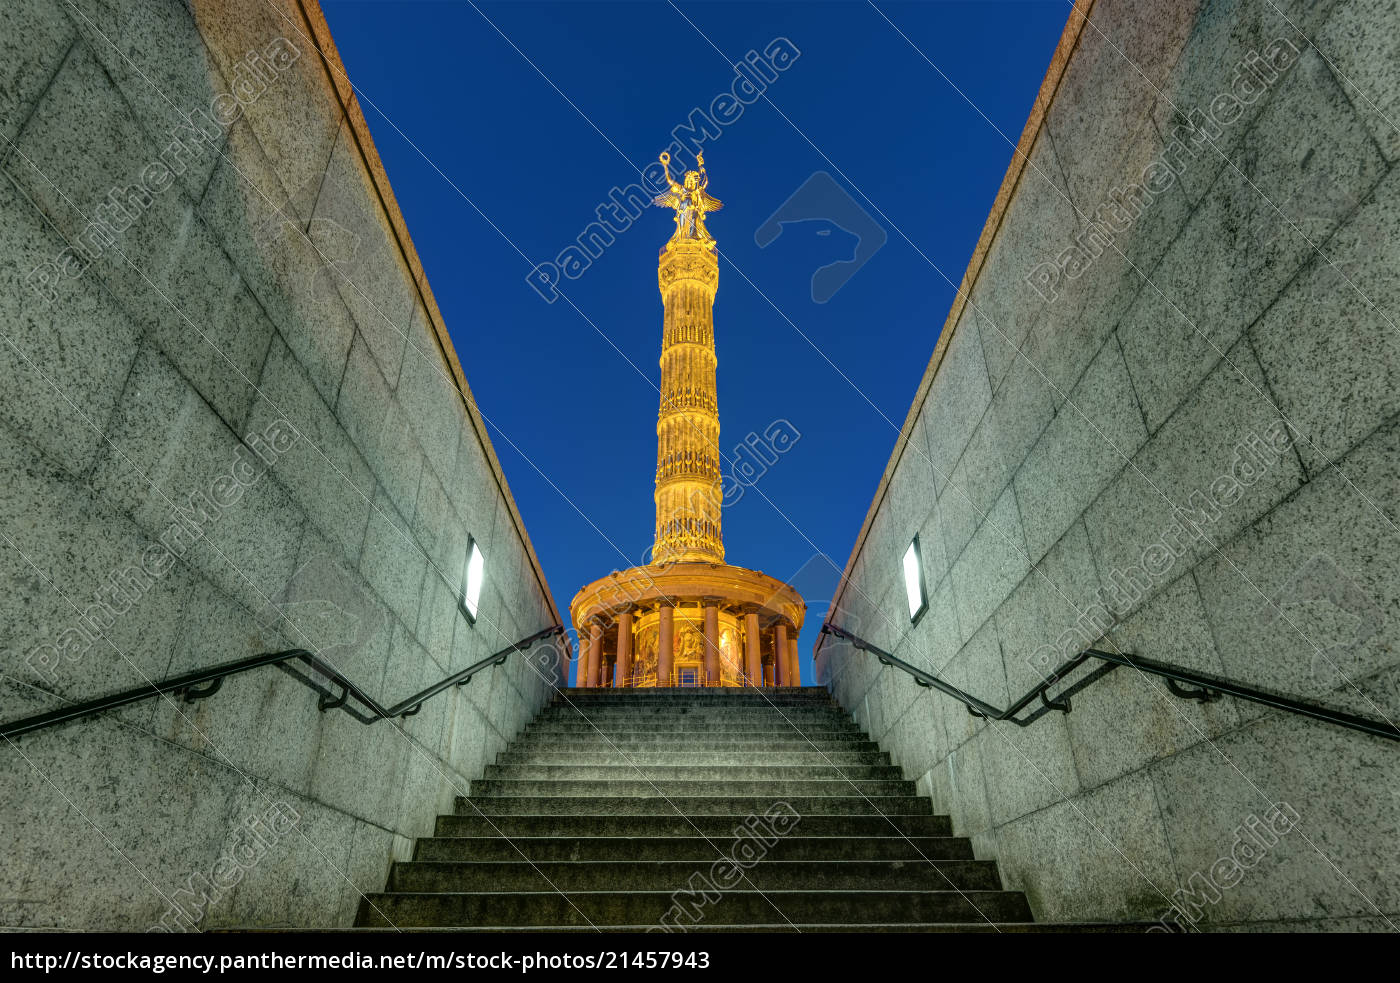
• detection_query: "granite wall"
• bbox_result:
[817,0,1399,930]
[0,0,564,930]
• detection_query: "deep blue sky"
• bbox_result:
[319,0,1071,682]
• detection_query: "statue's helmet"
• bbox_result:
[683,171,701,191]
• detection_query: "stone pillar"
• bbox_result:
[616,609,634,689]
[773,623,789,687]
[658,606,675,687]
[703,601,720,686]
[787,632,801,687]
[743,609,761,686]
[585,620,603,688]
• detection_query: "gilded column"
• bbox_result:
[653,154,724,566]
[570,154,805,692]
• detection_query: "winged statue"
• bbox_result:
[653,151,722,244]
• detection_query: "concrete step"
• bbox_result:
[538,707,851,720]
[433,813,953,838]
[412,835,975,863]
[522,724,865,738]
[324,922,1151,933]
[545,708,842,717]
[554,687,824,700]
[469,779,915,798]
[508,737,881,753]
[526,718,863,730]
[482,764,904,781]
[536,722,855,731]
[490,756,896,772]
[546,708,842,717]
[533,718,857,731]
[355,888,1033,927]
[553,696,833,703]
[453,795,932,817]
[387,859,1004,893]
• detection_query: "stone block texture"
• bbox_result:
[818,0,1400,930]
[0,0,563,930]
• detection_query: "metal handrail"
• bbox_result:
[818,623,1400,742]
[0,625,566,741]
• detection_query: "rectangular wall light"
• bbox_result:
[463,538,485,622]
[902,536,927,624]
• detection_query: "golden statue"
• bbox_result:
[653,151,722,245]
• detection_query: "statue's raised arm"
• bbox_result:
[694,151,722,212]
[661,152,687,195]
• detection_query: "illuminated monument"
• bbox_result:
[570,153,805,688]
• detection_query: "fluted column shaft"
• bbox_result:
[616,609,634,688]
[658,606,675,687]
[703,602,720,686]
[743,610,761,686]
[585,620,603,688]
[773,623,789,687]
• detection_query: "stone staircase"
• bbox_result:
[355,688,1124,931]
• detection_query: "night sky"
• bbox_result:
[318,0,1072,682]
